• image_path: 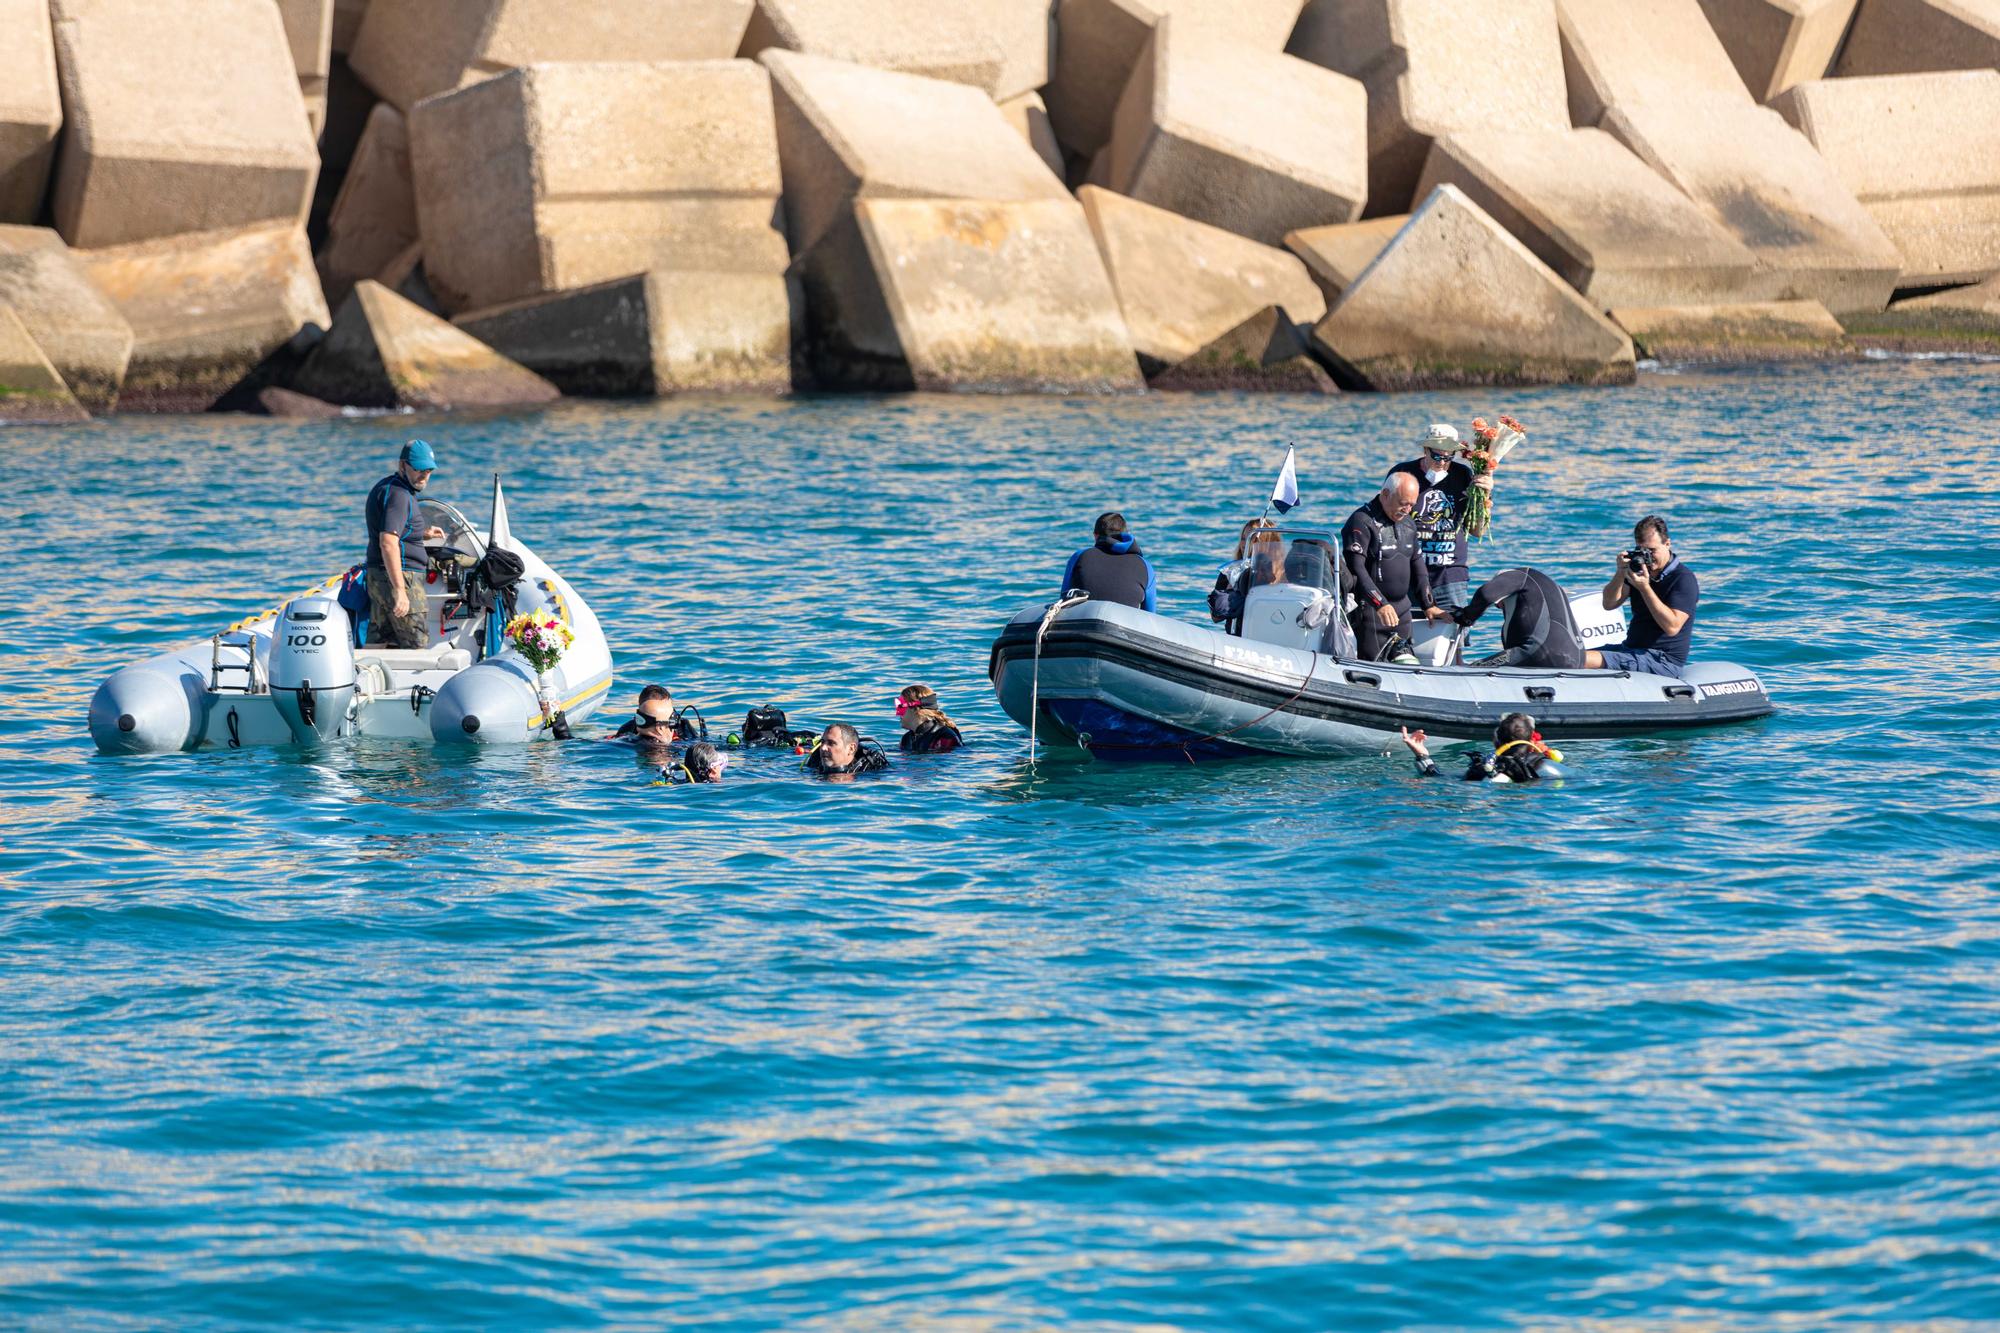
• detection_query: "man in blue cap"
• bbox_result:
[364,440,445,648]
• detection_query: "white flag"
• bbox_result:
[488,473,513,553]
[1271,446,1299,514]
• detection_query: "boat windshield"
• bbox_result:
[418,498,481,555]
[1236,522,1341,597]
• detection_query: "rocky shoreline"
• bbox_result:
[3,0,1998,425]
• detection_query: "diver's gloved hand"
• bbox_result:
[1453,604,1480,628]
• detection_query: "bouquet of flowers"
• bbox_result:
[504,610,573,678]
[1463,414,1528,537]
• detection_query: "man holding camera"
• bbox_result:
[1585,515,1697,678]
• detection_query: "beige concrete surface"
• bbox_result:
[293,278,560,408]
[0,0,63,223]
[0,223,133,412]
[1609,298,1852,361]
[1835,0,2000,76]
[0,304,88,423]
[1284,215,1409,306]
[1694,0,1856,100]
[318,103,416,308]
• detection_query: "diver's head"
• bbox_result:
[820,723,859,770]
[1094,511,1128,546]
[398,439,437,490]
[896,685,938,731]
[632,684,676,742]
[1495,712,1537,747]
[1380,472,1419,522]
[683,742,725,784]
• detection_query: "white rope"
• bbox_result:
[1029,592,1090,763]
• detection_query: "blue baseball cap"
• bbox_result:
[400,439,437,470]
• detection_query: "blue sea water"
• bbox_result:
[2,362,1999,1328]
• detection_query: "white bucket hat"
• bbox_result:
[1422,423,1460,448]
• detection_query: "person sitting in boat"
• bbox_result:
[661,742,727,785]
[1583,515,1698,680]
[611,684,704,745]
[1400,714,1567,783]
[1451,567,1585,669]
[1062,511,1157,612]
[802,723,890,780]
[1207,521,1284,629]
[1386,423,1492,613]
[1342,473,1448,662]
[364,439,446,648]
[896,685,964,753]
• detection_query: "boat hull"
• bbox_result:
[990,601,1774,759]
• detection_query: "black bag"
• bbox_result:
[464,545,527,613]
[739,705,793,747]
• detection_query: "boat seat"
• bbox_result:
[356,646,472,676]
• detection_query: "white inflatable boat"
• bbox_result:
[89,480,613,754]
[990,523,1774,760]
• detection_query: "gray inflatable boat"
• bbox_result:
[989,527,1773,760]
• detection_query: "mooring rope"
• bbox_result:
[1029,592,1091,764]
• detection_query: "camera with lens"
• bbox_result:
[1625,547,1654,574]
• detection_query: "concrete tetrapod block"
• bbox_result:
[1610,299,1852,362]
[740,0,1048,99]
[332,0,368,54]
[762,51,1067,257]
[1078,186,1325,373]
[1047,0,1308,161]
[1841,275,2000,355]
[77,222,332,413]
[1603,102,1903,313]
[455,271,794,396]
[1103,20,1367,247]
[0,0,62,224]
[410,61,790,314]
[276,0,335,134]
[1772,71,2000,288]
[1149,305,1337,392]
[1284,216,1409,306]
[49,0,319,249]
[1694,0,1857,100]
[1556,0,1756,128]
[350,0,754,110]
[0,225,133,414]
[1414,128,1761,308]
[318,104,417,308]
[1309,185,1636,391]
[293,279,560,410]
[1836,0,2000,75]
[999,93,1066,181]
[1287,0,1570,216]
[794,198,1143,393]
[0,306,88,424]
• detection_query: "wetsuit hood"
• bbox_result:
[1097,533,1139,555]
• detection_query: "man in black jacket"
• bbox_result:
[1061,511,1157,611]
[1342,473,1447,661]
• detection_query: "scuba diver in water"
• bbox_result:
[1400,713,1566,783]
[1451,567,1586,669]
[895,685,964,753]
[802,723,890,780]
[658,742,727,785]
[611,684,706,744]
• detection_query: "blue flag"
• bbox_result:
[1271,446,1299,514]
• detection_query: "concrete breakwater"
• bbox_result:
[3,0,1999,424]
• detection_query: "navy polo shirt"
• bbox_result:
[1620,557,1698,663]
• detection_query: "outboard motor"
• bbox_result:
[268,597,356,745]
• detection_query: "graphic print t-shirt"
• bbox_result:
[1387,459,1475,582]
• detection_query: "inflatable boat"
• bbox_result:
[989,524,1774,760]
[89,480,612,754]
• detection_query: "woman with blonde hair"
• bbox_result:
[895,685,964,754]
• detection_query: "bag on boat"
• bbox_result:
[337,565,370,646]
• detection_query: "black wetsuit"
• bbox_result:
[803,740,890,777]
[1456,567,1584,669]
[900,722,964,754]
[1342,498,1434,660]
[1415,743,1564,783]
[1062,536,1157,611]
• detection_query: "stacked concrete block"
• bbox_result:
[76,222,331,412]
[293,279,560,409]
[0,225,134,413]
[0,0,63,224]
[1149,305,1336,391]
[1284,216,1408,306]
[762,52,1067,256]
[350,0,754,110]
[1414,129,1760,308]
[410,61,790,314]
[1101,20,1367,246]
[741,0,1053,100]
[1047,0,1307,162]
[796,197,1142,393]
[0,306,88,424]
[1077,186,1325,373]
[49,0,319,249]
[456,272,795,396]
[276,0,335,134]
[1556,0,1756,127]
[1773,71,2000,287]
[1842,274,2000,354]
[1695,0,1858,100]
[1288,0,1570,217]
[1311,185,1635,390]
[317,104,417,307]
[1836,0,2000,75]
[332,0,368,54]
[999,93,1066,180]
[1609,299,1851,361]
